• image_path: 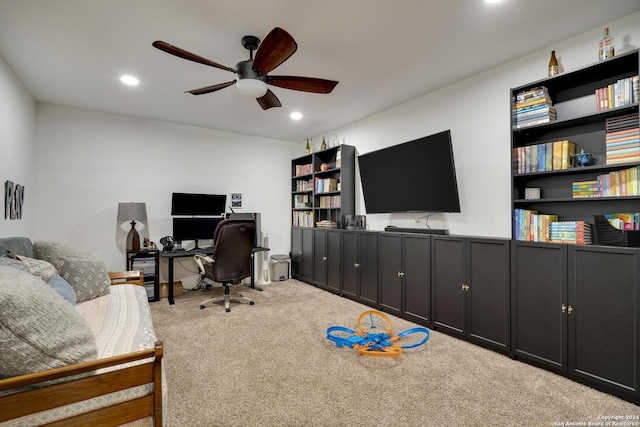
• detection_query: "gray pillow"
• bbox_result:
[0,265,97,378]
[15,255,58,282]
[59,258,111,303]
[48,274,77,305]
[33,241,96,271]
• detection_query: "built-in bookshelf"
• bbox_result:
[291,144,355,228]
[511,48,640,245]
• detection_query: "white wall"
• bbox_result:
[0,55,36,238]
[319,12,640,236]
[35,104,296,286]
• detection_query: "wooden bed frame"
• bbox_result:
[0,341,164,427]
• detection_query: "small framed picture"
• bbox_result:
[231,193,242,209]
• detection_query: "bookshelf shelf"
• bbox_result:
[511,48,640,244]
[291,145,355,229]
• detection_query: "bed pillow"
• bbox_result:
[0,254,30,273]
[47,274,77,305]
[15,255,58,282]
[0,265,97,379]
[33,241,96,271]
[58,258,111,303]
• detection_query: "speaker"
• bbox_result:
[344,215,366,230]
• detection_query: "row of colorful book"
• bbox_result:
[318,195,341,208]
[605,113,639,165]
[595,75,639,111]
[293,194,311,208]
[513,140,575,174]
[602,212,640,231]
[572,165,640,198]
[294,178,313,192]
[513,209,593,244]
[294,163,313,176]
[292,211,313,228]
[315,177,339,193]
[513,86,556,129]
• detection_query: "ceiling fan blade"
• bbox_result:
[257,89,282,110]
[267,76,338,94]
[152,41,237,74]
[252,28,298,75]
[186,81,236,95]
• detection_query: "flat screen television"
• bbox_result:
[171,193,226,216]
[358,130,460,214]
[172,217,223,243]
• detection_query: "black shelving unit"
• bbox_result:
[511,49,639,241]
[126,249,159,302]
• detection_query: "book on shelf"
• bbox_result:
[595,75,639,111]
[516,86,548,102]
[513,94,553,110]
[561,140,576,169]
[514,116,556,129]
[550,221,593,245]
[315,220,337,229]
[294,163,313,176]
[292,210,314,228]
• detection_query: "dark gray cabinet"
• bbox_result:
[341,230,378,307]
[379,233,431,326]
[568,245,640,401]
[511,241,568,372]
[432,236,510,353]
[313,229,341,294]
[291,227,313,283]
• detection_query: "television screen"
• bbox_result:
[172,217,223,242]
[358,130,460,214]
[171,193,227,216]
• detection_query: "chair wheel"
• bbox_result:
[200,305,205,309]
[250,301,255,305]
[226,308,231,313]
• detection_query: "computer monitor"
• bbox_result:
[172,217,223,248]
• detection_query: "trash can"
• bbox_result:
[270,254,290,281]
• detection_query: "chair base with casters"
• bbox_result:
[199,284,254,312]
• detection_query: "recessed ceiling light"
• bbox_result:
[485,0,502,3]
[290,112,303,120]
[120,75,139,86]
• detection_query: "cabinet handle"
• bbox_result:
[397,272,405,277]
[568,306,573,315]
[461,284,469,291]
[323,256,327,261]
[354,263,360,268]
[562,304,567,313]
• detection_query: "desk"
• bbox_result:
[160,246,269,305]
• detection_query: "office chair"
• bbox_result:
[195,219,256,312]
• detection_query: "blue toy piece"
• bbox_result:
[327,311,430,357]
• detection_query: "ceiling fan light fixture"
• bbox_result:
[236,78,268,98]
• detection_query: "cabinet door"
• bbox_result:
[326,230,342,294]
[403,234,431,326]
[511,241,567,373]
[568,246,640,399]
[467,238,510,353]
[291,228,302,278]
[379,233,402,316]
[432,236,466,337]
[301,228,314,283]
[341,231,358,299]
[313,229,327,288]
[358,232,378,307]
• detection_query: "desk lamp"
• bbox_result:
[117,202,147,251]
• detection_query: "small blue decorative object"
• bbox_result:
[572,149,596,167]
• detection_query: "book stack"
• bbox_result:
[605,113,640,165]
[513,139,575,173]
[550,221,593,245]
[572,180,599,198]
[513,86,556,129]
[295,179,313,192]
[294,163,313,176]
[315,177,338,193]
[315,220,337,229]
[318,195,341,208]
[595,75,639,111]
[294,194,311,208]
[596,165,639,197]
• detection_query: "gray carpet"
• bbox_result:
[149,280,638,426]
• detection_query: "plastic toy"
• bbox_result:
[327,310,430,358]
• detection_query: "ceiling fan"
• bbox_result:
[152,27,339,110]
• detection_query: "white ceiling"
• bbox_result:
[1,0,639,142]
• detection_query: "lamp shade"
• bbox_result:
[117,202,147,222]
[236,78,268,98]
